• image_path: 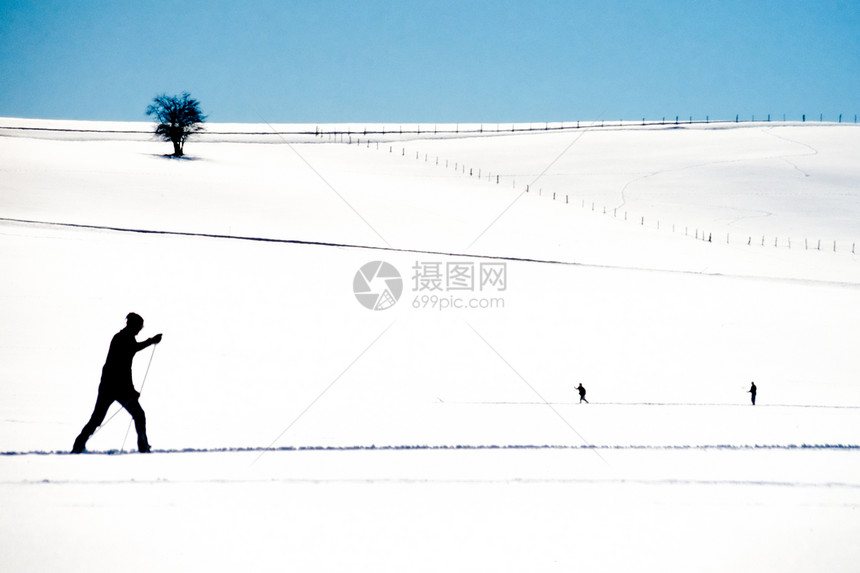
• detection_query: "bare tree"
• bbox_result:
[146,93,206,156]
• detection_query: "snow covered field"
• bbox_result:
[1,119,859,571]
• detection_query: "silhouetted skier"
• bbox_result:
[576,383,589,404]
[72,313,162,453]
[748,382,757,406]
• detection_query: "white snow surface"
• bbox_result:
[1,118,859,572]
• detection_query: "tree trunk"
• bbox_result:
[172,140,182,156]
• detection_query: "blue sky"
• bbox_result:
[1,0,857,123]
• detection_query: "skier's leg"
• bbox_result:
[123,398,149,452]
[72,393,113,453]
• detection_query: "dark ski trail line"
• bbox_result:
[3,443,858,457]
[3,217,859,289]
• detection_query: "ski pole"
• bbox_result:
[120,344,157,452]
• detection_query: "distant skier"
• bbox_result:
[576,383,589,404]
[72,313,162,453]
[748,382,757,406]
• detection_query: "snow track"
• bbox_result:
[3,443,860,457]
[3,216,858,289]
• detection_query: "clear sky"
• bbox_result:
[1,0,857,123]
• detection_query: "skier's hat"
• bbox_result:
[126,312,144,327]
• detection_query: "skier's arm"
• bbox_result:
[135,333,163,351]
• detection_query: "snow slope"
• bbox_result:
[1,119,859,572]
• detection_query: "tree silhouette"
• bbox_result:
[146,93,206,156]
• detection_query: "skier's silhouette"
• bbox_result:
[748,382,757,406]
[72,313,162,453]
[576,383,589,403]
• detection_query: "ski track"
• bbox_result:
[610,125,825,224]
[440,400,860,409]
[3,217,859,290]
[3,443,859,457]
[3,477,860,494]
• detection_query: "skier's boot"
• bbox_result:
[71,434,88,454]
[138,433,151,453]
